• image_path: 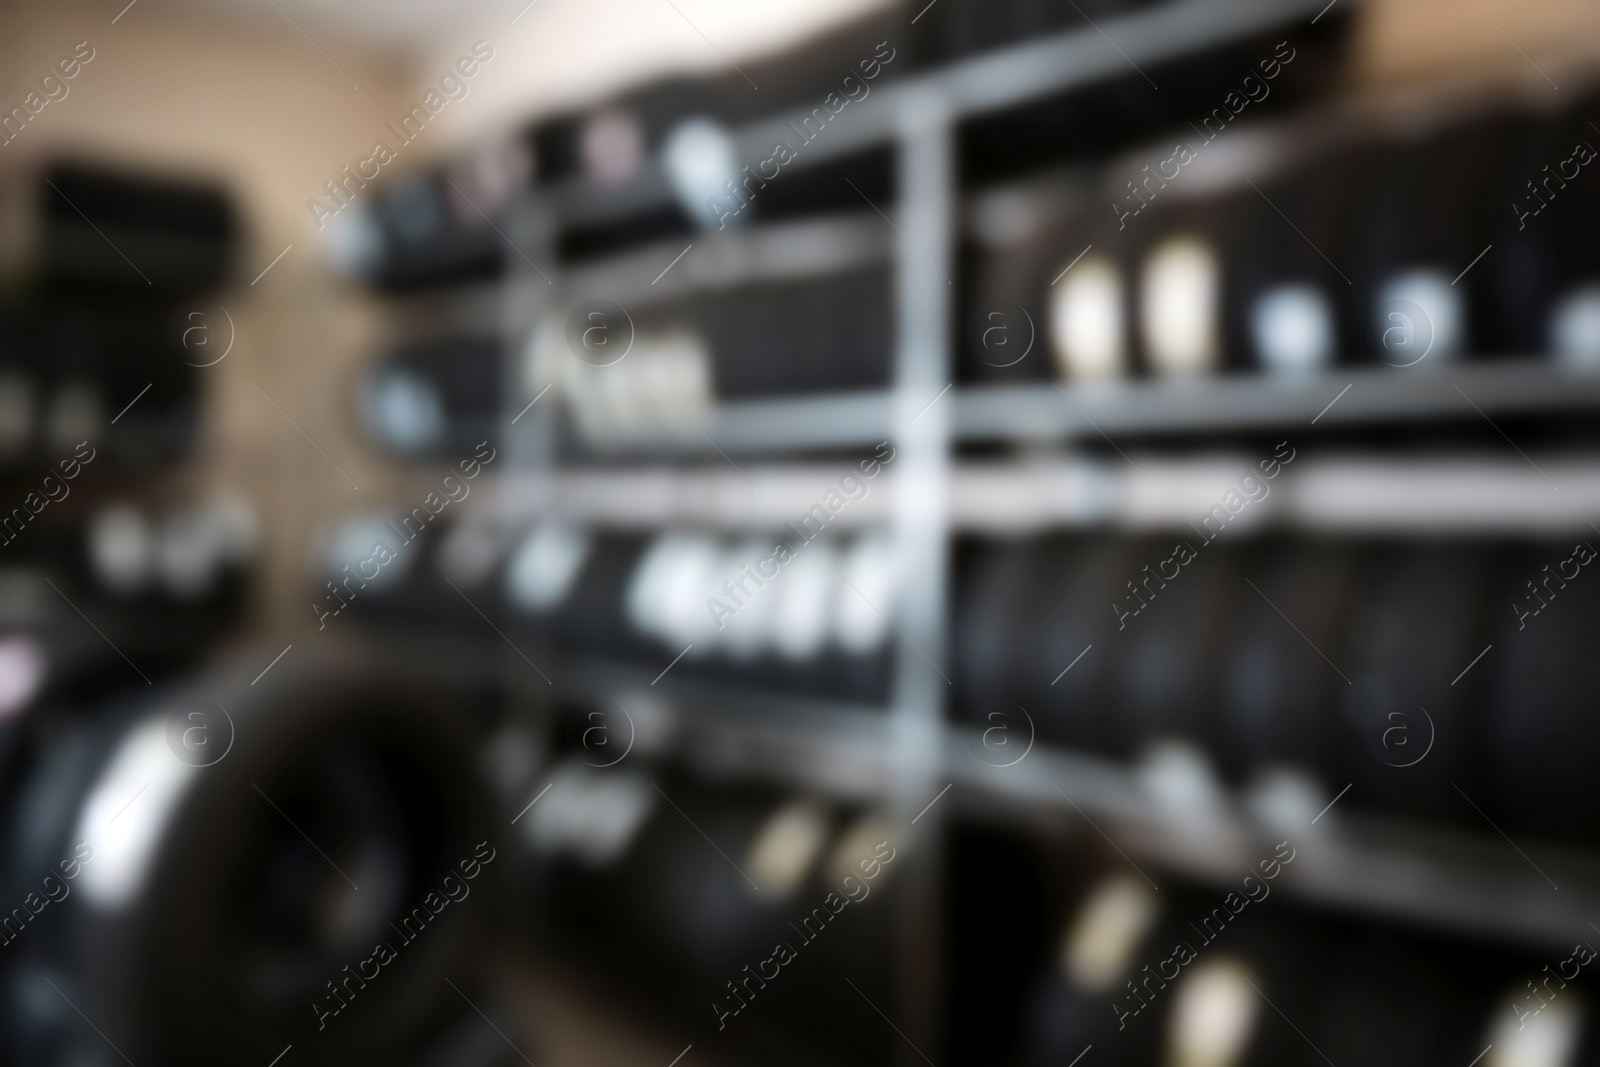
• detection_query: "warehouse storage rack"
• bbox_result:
[466,0,1600,1059]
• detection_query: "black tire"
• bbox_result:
[1,639,522,1067]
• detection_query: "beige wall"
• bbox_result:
[1356,0,1600,92]
[423,0,897,152]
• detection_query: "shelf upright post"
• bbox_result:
[501,191,558,713]
[504,192,559,467]
[887,85,954,1066]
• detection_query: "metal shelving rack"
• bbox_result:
[487,0,1600,1058]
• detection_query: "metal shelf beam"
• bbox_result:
[544,360,1600,457]
[956,361,1600,441]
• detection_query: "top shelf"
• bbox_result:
[543,0,1336,229]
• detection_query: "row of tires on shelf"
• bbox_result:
[328,516,901,700]
[330,514,1600,846]
[390,0,1235,279]
[7,161,236,294]
[954,827,1597,1067]
[2,495,256,606]
[355,270,891,458]
[0,160,234,470]
[332,512,1600,847]
[523,0,1192,205]
[965,86,1600,385]
[521,756,1597,1067]
[957,533,1600,845]
[522,5,1345,241]
[522,763,899,1065]
[0,360,196,471]
[0,496,259,741]
[0,309,201,469]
